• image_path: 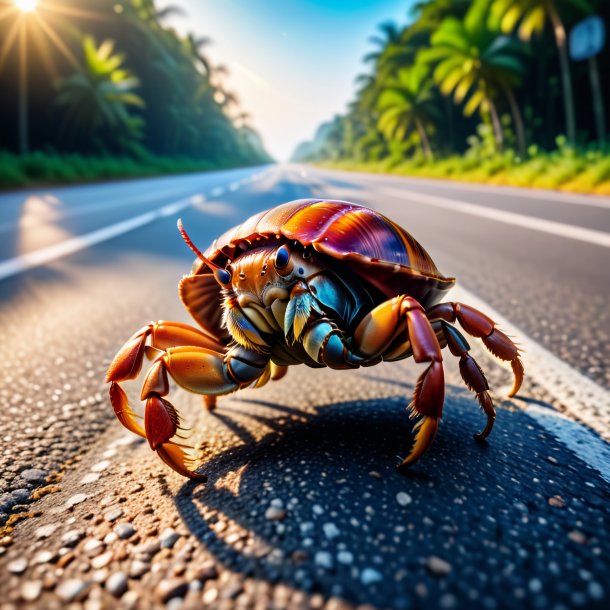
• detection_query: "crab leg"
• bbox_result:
[136,344,269,479]
[300,295,445,470]
[440,322,496,441]
[354,296,445,471]
[427,302,524,397]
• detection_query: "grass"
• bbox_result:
[319,148,610,196]
[0,150,266,190]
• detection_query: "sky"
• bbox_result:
[166,0,417,161]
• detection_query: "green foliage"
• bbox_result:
[0,150,245,189]
[56,37,145,150]
[293,0,609,193]
[0,0,271,172]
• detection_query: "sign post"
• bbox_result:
[569,16,606,143]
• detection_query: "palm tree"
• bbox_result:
[490,0,593,145]
[419,0,526,153]
[377,65,440,159]
[56,36,144,149]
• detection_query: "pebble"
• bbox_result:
[203,588,219,604]
[568,530,587,544]
[426,556,452,576]
[314,551,333,568]
[160,528,181,549]
[90,460,111,473]
[106,571,128,597]
[8,557,28,574]
[114,523,136,540]
[83,538,104,557]
[21,580,42,602]
[361,568,383,585]
[80,473,101,485]
[337,551,354,565]
[265,506,287,521]
[11,488,31,503]
[55,578,91,602]
[35,524,58,539]
[396,492,413,506]
[20,469,48,483]
[323,523,340,540]
[62,529,85,548]
[104,508,124,523]
[129,559,150,578]
[548,495,566,508]
[156,578,189,602]
[32,550,56,565]
[65,493,88,509]
[91,551,114,569]
[369,470,382,479]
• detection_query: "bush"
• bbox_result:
[0,150,262,190]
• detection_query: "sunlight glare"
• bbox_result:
[15,0,37,12]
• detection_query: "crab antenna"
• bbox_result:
[177,219,221,270]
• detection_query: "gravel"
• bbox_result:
[106,571,128,597]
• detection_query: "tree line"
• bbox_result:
[292,0,609,164]
[0,0,271,167]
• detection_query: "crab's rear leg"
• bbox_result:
[352,295,445,471]
[427,302,524,397]
[440,322,496,441]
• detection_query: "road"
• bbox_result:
[0,164,608,610]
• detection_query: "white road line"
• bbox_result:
[0,195,195,281]
[382,187,610,248]
[451,285,610,482]
[308,164,610,209]
[0,168,270,282]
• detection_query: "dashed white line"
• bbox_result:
[382,187,610,248]
[0,167,271,282]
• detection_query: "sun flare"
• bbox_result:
[15,0,37,13]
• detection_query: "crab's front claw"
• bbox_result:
[145,395,207,481]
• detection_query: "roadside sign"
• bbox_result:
[570,16,606,61]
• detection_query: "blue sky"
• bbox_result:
[166,0,417,160]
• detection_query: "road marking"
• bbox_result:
[0,195,197,281]
[382,187,610,248]
[451,285,610,482]
[0,168,271,282]
[309,164,610,209]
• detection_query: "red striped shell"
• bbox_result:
[180,199,455,336]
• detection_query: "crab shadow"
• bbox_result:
[173,388,505,606]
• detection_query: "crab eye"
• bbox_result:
[274,244,290,270]
[214,268,231,286]
[302,249,311,260]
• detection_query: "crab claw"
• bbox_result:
[145,395,207,481]
[109,382,145,438]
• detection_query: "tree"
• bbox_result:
[420,0,526,153]
[377,65,439,159]
[56,36,144,150]
[490,0,593,144]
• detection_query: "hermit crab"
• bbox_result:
[107,199,523,480]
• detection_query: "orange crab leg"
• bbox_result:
[131,344,269,479]
[427,302,524,397]
[352,295,445,471]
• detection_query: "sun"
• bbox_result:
[14,0,38,12]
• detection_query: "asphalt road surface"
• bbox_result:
[0,165,609,610]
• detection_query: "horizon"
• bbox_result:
[165,0,416,161]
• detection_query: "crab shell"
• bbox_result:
[179,199,456,339]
